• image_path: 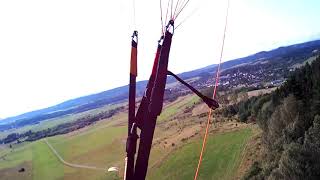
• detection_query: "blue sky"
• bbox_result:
[0,0,320,118]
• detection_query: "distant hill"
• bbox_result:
[0,81,147,128]
[1,39,320,131]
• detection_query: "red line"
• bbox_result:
[193,0,230,179]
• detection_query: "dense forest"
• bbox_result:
[227,56,320,179]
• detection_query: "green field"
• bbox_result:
[159,95,200,121]
[0,123,126,180]
[0,95,253,180]
[149,128,252,180]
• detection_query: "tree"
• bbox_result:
[278,115,320,179]
[245,57,320,179]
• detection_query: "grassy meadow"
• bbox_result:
[149,128,252,180]
[0,94,254,180]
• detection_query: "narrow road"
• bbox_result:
[44,138,106,171]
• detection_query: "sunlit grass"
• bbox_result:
[149,128,252,180]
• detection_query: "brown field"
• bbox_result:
[247,87,277,98]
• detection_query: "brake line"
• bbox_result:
[193,0,230,179]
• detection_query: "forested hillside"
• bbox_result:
[236,56,320,179]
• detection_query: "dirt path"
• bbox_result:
[44,139,106,171]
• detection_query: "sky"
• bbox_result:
[0,0,320,119]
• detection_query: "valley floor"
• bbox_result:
[0,95,261,180]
